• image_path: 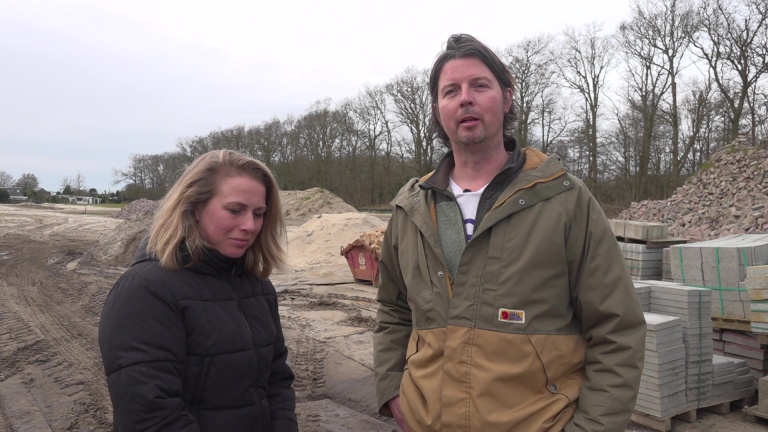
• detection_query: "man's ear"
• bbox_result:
[503,88,513,112]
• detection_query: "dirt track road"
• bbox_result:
[0,204,765,431]
[0,205,121,431]
[0,204,396,431]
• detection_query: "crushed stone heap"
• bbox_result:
[114,198,159,220]
[619,144,768,242]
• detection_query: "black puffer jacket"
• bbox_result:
[98,243,297,432]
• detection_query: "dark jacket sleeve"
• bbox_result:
[373,210,413,416]
[98,265,200,432]
[564,181,646,432]
[264,280,298,432]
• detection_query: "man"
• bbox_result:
[373,33,645,432]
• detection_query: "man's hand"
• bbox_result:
[387,396,410,432]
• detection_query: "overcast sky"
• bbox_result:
[0,0,632,193]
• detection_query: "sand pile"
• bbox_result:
[88,188,364,268]
[280,188,357,219]
[287,213,387,269]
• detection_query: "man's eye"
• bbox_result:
[229,209,241,215]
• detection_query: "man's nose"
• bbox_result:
[459,87,474,107]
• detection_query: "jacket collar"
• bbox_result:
[133,237,246,276]
[420,137,522,193]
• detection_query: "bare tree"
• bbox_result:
[386,67,436,175]
[113,152,187,199]
[0,171,15,187]
[691,0,768,143]
[558,23,618,187]
[679,77,715,174]
[630,0,698,188]
[348,85,399,204]
[15,173,39,192]
[619,8,673,198]
[294,99,347,189]
[503,34,558,148]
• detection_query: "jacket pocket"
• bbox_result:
[403,331,420,371]
[527,334,586,403]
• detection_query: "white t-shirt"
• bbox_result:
[449,178,488,242]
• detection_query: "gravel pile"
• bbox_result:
[115,198,159,220]
[619,142,768,241]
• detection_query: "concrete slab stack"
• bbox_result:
[669,234,768,320]
[642,281,714,409]
[611,220,668,241]
[746,265,768,334]
[718,330,768,387]
[662,248,672,281]
[636,313,688,419]
[704,355,756,405]
[731,358,757,397]
[621,242,664,280]
[708,354,736,397]
[635,283,651,312]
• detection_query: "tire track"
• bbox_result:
[0,219,117,431]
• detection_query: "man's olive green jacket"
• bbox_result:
[374,147,646,432]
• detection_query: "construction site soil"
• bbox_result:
[0,185,765,431]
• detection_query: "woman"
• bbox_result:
[99,150,297,431]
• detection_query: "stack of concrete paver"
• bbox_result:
[611,220,669,281]
[705,355,755,406]
[636,313,688,418]
[644,281,714,409]
[709,355,735,398]
[715,330,768,387]
[662,248,672,281]
[746,265,768,334]
[669,234,768,320]
[621,242,664,280]
[635,283,651,312]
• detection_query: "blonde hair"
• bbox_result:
[147,150,287,278]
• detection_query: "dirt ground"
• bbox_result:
[0,202,766,431]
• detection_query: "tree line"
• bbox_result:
[109,0,768,209]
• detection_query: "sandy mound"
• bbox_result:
[88,188,361,268]
[85,218,149,267]
[280,188,357,219]
[287,213,387,269]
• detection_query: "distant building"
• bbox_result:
[0,187,29,202]
[61,195,102,205]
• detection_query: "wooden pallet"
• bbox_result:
[615,236,688,249]
[742,405,768,425]
[712,316,752,332]
[630,396,756,431]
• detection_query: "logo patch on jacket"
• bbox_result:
[498,308,525,323]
